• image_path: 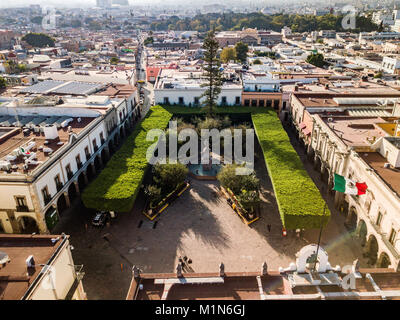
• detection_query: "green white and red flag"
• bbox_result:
[333,173,367,195]
[20,147,30,155]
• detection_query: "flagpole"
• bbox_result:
[313,201,327,272]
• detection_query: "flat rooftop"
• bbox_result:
[128,270,400,300]
[325,117,387,147]
[0,234,65,300]
[0,117,95,175]
[360,152,400,196]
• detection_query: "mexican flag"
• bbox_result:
[333,173,368,195]
[20,147,30,155]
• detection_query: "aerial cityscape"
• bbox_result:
[1,0,400,306]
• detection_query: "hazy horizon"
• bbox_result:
[0,0,348,9]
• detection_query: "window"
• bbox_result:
[389,228,397,245]
[42,186,51,205]
[54,175,62,191]
[259,100,265,107]
[282,101,287,110]
[376,212,383,227]
[244,99,250,107]
[178,97,184,105]
[15,196,28,211]
[100,132,104,144]
[93,139,98,152]
[251,99,257,107]
[266,100,272,107]
[194,97,200,105]
[221,96,227,105]
[235,96,241,105]
[274,100,280,109]
[76,154,82,169]
[163,97,170,105]
[66,164,73,180]
[85,146,90,161]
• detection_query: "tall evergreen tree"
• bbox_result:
[201,29,223,115]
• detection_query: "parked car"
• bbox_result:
[92,211,111,227]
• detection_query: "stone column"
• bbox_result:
[74,181,80,195]
[83,171,89,185]
[63,192,71,208]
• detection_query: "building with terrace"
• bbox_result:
[0,84,139,234]
[287,82,400,271]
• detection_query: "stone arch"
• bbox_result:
[45,207,59,231]
[296,244,329,273]
[321,165,330,183]
[86,165,94,181]
[56,193,68,215]
[307,147,315,162]
[345,206,358,233]
[357,219,368,247]
[94,155,102,172]
[366,234,379,266]
[78,172,86,191]
[314,155,322,171]
[18,216,39,234]
[108,140,115,155]
[114,134,119,146]
[377,252,391,268]
[68,182,77,202]
[101,148,108,165]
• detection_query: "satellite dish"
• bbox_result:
[0,251,10,265]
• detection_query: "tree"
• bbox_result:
[235,42,248,64]
[21,33,55,48]
[31,16,43,24]
[144,185,162,206]
[144,37,154,45]
[153,163,188,194]
[201,29,223,115]
[110,57,119,65]
[217,164,259,195]
[0,77,6,89]
[306,53,326,68]
[220,47,236,63]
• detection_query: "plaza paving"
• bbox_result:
[53,139,366,300]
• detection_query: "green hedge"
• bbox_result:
[82,105,172,212]
[252,110,330,230]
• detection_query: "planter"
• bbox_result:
[143,182,190,220]
[220,186,260,226]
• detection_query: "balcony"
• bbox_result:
[16,205,29,212]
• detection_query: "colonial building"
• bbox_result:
[0,81,139,234]
[0,233,86,300]
[154,69,242,106]
[288,81,400,271]
[127,244,400,300]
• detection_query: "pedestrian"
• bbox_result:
[267,224,271,232]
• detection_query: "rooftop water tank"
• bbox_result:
[43,125,58,140]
